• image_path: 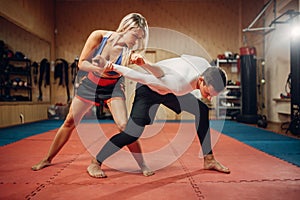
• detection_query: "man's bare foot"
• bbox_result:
[204,154,230,174]
[31,159,51,171]
[140,164,155,177]
[87,162,107,178]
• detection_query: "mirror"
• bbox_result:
[0,16,51,102]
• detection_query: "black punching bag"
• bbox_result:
[289,32,300,135]
[237,47,258,124]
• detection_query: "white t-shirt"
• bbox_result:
[112,54,211,96]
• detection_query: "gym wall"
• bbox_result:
[1,0,268,126]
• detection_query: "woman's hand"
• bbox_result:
[130,53,146,65]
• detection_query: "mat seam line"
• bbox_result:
[168,141,205,200]
[24,152,82,200]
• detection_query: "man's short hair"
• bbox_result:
[202,67,227,92]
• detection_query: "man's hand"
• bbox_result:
[92,55,113,76]
[92,55,107,68]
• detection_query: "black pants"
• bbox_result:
[96,84,212,163]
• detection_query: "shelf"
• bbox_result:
[226,85,240,89]
[219,96,240,99]
[215,58,241,119]
[273,98,291,102]
[0,101,50,105]
[0,86,32,90]
[5,70,30,75]
[217,59,238,63]
[0,58,32,102]
[218,106,242,109]
[217,116,231,119]
[6,58,31,62]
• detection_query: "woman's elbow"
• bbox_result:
[78,60,89,70]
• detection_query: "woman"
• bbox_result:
[32,13,155,178]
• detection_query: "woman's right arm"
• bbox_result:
[78,30,105,74]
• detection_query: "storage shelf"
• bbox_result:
[215,58,241,119]
[217,59,238,63]
[218,106,242,109]
[0,59,32,102]
[226,85,240,89]
[219,96,240,99]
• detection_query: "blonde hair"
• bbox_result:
[117,13,149,52]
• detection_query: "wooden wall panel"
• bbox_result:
[55,0,244,62]
[0,17,51,62]
[0,103,49,128]
[54,0,258,104]
[1,0,272,123]
[0,0,54,46]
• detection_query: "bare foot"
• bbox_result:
[87,163,107,178]
[31,159,51,171]
[204,154,230,174]
[140,164,155,177]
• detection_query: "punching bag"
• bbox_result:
[237,47,259,124]
[289,32,300,135]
